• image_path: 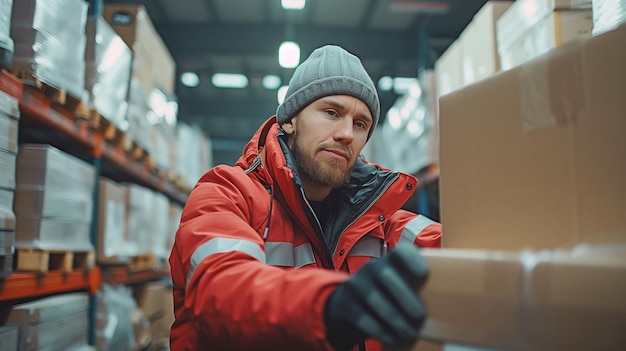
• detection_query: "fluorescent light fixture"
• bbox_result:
[378,76,394,91]
[390,1,450,14]
[181,72,200,87]
[282,0,305,10]
[279,41,300,68]
[393,77,418,94]
[277,85,289,104]
[262,75,282,89]
[211,73,249,88]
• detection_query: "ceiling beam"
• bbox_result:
[157,23,454,60]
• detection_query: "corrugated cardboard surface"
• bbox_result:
[97,177,130,263]
[397,247,626,351]
[439,24,626,251]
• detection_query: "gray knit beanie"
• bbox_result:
[276,45,380,138]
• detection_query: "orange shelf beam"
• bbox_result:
[101,266,168,286]
[0,267,101,301]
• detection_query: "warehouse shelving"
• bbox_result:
[0,68,187,344]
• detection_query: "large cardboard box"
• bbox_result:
[439,25,626,251]
[392,247,626,351]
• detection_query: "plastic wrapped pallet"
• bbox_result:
[496,0,593,70]
[97,177,136,264]
[0,324,19,351]
[96,284,137,351]
[13,144,94,251]
[0,150,15,190]
[0,0,14,67]
[593,0,626,35]
[0,187,14,230]
[84,16,132,129]
[10,0,88,100]
[176,122,212,189]
[126,77,151,152]
[126,183,154,256]
[7,292,89,351]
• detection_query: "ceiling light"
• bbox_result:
[390,1,450,14]
[281,0,305,10]
[393,77,418,94]
[279,41,300,68]
[277,85,289,104]
[262,75,282,89]
[211,73,249,88]
[378,76,394,91]
[181,72,200,87]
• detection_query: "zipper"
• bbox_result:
[332,172,399,256]
[299,187,335,269]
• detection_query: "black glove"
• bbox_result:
[324,244,429,350]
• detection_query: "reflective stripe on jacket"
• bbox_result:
[169,116,442,351]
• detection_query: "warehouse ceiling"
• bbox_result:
[101,0,493,166]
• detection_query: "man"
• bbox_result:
[169,45,442,351]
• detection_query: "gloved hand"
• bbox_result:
[324,244,429,350]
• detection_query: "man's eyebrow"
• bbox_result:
[324,98,373,123]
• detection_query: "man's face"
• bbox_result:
[284,95,373,188]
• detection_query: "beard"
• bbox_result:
[292,135,353,188]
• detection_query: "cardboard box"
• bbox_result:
[103,4,176,96]
[460,1,513,85]
[435,41,463,98]
[97,178,132,263]
[499,10,593,70]
[395,247,626,351]
[439,24,626,251]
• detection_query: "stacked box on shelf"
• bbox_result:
[97,177,135,264]
[460,1,513,86]
[0,90,18,277]
[103,4,177,162]
[592,0,626,36]
[0,0,14,68]
[96,285,137,351]
[13,144,94,254]
[126,183,155,258]
[496,0,593,71]
[133,280,175,348]
[7,292,90,350]
[10,0,88,101]
[176,122,212,190]
[84,16,132,130]
[151,192,170,267]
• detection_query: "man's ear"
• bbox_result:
[281,120,295,135]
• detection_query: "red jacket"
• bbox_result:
[169,116,441,351]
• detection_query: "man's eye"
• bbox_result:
[325,110,338,117]
[355,121,367,129]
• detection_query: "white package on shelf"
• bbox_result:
[10,0,88,100]
[151,192,170,261]
[499,10,593,71]
[0,149,15,189]
[0,187,15,230]
[0,0,14,52]
[125,77,151,150]
[0,114,18,153]
[126,183,154,256]
[85,16,131,128]
[13,144,95,251]
[593,0,626,35]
